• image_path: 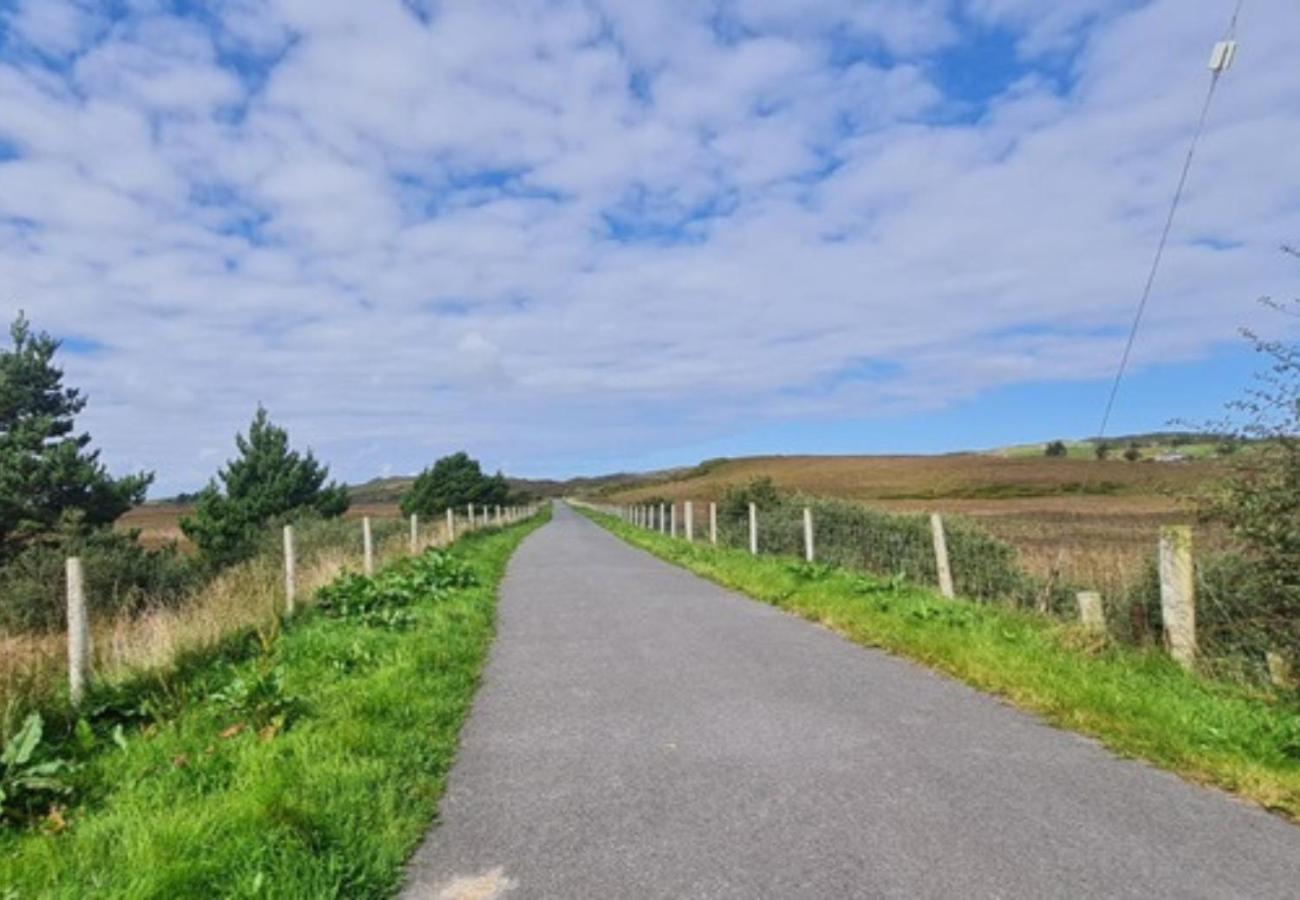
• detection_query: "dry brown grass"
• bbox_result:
[604,454,1229,596]
[1,515,453,718]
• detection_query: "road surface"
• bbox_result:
[403,503,1299,899]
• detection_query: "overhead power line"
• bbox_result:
[1094,0,1246,441]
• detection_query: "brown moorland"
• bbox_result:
[599,454,1228,593]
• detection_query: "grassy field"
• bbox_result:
[598,453,1229,595]
[581,507,1300,822]
[1,512,546,898]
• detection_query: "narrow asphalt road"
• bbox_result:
[403,503,1299,899]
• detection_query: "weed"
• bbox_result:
[1,713,72,826]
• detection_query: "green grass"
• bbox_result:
[582,508,1300,822]
[0,511,548,899]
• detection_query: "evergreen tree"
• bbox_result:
[0,313,151,561]
[400,452,511,516]
[182,407,348,566]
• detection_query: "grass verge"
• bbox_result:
[1,510,548,899]
[581,508,1300,822]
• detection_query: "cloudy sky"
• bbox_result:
[2,0,1298,494]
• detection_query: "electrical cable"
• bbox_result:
[1094,0,1246,441]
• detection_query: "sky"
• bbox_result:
[1,0,1298,494]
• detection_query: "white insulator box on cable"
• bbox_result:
[1208,40,1237,73]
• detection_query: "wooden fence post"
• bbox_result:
[363,516,374,576]
[685,501,694,541]
[710,502,717,546]
[748,502,758,555]
[1159,525,1196,669]
[446,507,455,542]
[1076,591,1104,632]
[803,507,814,562]
[66,557,89,706]
[930,513,955,599]
[409,513,419,554]
[283,525,296,613]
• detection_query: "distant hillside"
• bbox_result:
[345,469,683,506]
[592,452,1227,505]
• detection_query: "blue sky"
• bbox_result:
[1,0,1297,493]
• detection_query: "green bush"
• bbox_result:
[0,530,199,632]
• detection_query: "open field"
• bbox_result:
[598,454,1230,594]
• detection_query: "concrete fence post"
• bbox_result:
[803,507,815,562]
[409,514,419,554]
[363,516,374,576]
[930,513,955,600]
[685,501,694,541]
[66,557,89,706]
[446,507,455,542]
[710,502,718,546]
[496,505,503,526]
[1077,591,1104,632]
[283,525,297,613]
[670,503,677,538]
[1266,651,1293,689]
[748,502,758,555]
[468,503,475,530]
[1159,525,1196,670]
[659,503,667,534]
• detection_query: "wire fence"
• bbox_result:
[596,494,1295,689]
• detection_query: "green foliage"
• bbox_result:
[0,529,199,632]
[1044,440,1068,457]
[0,313,151,563]
[181,407,349,567]
[1195,274,1300,669]
[316,549,477,628]
[1094,441,1112,460]
[400,451,511,516]
[718,476,781,519]
[1,713,71,826]
[1123,442,1142,462]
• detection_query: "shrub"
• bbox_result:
[0,529,199,632]
[1045,440,1068,457]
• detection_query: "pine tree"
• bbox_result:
[0,313,151,561]
[400,452,511,516]
[181,407,348,566]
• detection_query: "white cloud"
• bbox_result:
[0,0,1297,491]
